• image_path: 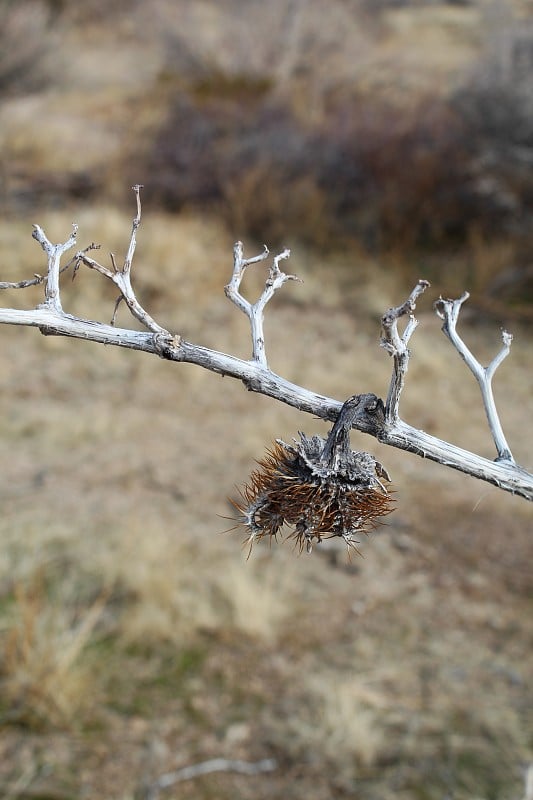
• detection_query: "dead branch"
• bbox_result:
[0,188,531,501]
[523,764,533,800]
[381,278,431,425]
[74,185,166,334]
[0,274,45,290]
[32,222,78,312]
[435,293,514,462]
[145,757,277,800]
[225,240,298,366]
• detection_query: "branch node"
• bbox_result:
[153,332,182,360]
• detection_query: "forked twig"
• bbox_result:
[74,185,167,334]
[225,240,299,366]
[32,223,78,312]
[435,292,514,463]
[381,279,430,424]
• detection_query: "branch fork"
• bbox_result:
[32,222,78,312]
[225,240,300,367]
[73,185,167,335]
[380,279,520,471]
[435,292,514,463]
[381,279,430,425]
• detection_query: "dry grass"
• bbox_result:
[0,207,531,799]
[1,572,107,729]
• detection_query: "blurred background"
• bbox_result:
[0,1,532,798]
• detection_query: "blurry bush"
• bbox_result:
[0,0,62,97]
[138,75,533,256]
[451,15,533,242]
[130,4,533,312]
[138,84,328,247]
[1,0,531,312]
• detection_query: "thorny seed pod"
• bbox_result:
[231,395,394,556]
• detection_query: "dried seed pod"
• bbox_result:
[231,396,394,556]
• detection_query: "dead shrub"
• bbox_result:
[138,68,533,304]
[137,89,326,248]
[136,88,478,252]
[316,95,478,252]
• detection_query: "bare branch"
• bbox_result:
[74,188,167,335]
[225,240,299,366]
[0,197,531,502]
[435,293,514,463]
[32,223,78,312]
[381,279,430,424]
[0,273,45,290]
[110,294,124,326]
[124,183,143,272]
[145,757,277,799]
[523,764,533,800]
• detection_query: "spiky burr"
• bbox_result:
[232,395,394,555]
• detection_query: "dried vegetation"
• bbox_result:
[0,1,532,799]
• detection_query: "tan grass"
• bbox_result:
[96,514,302,647]
[0,571,107,729]
[282,670,389,773]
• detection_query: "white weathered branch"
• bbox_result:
[74,185,166,334]
[32,222,78,312]
[145,757,277,799]
[225,240,298,366]
[523,764,533,800]
[381,279,431,424]
[0,189,531,501]
[435,293,514,462]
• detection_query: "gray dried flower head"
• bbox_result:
[231,395,394,556]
